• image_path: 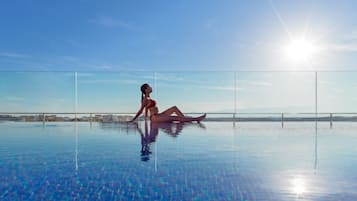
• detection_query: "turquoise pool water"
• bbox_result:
[1,121,357,200]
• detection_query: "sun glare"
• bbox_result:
[285,39,319,62]
[291,176,306,195]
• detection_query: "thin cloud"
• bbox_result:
[154,73,187,82]
[154,73,237,86]
[94,64,113,70]
[344,30,357,40]
[78,79,139,85]
[326,43,357,52]
[1,96,25,102]
[114,73,187,84]
[86,63,141,71]
[84,64,115,71]
[0,52,32,59]
[318,80,334,85]
[328,30,357,52]
[237,79,273,87]
[77,73,96,77]
[198,85,244,91]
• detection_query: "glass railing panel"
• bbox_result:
[77,72,154,113]
[235,72,315,113]
[1,71,356,119]
[155,72,235,114]
[318,72,357,113]
[0,72,75,113]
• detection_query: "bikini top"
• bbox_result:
[146,99,156,109]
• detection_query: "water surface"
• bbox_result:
[1,121,357,200]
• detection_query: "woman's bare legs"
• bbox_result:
[152,113,206,123]
[160,106,185,117]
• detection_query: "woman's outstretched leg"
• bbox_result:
[160,106,185,117]
[152,113,206,123]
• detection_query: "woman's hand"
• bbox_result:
[128,119,136,124]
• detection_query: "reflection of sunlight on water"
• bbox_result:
[291,175,306,195]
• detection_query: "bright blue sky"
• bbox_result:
[1,0,357,71]
[1,1,357,113]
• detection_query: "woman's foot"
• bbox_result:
[196,113,206,123]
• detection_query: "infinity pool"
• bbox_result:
[1,121,357,200]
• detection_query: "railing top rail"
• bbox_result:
[1,70,357,73]
[1,112,357,115]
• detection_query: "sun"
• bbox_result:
[285,38,319,62]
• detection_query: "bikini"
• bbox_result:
[146,99,156,109]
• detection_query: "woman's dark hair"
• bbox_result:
[140,83,150,102]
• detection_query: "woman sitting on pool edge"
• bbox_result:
[129,83,206,123]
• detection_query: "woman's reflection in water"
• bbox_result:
[135,120,206,161]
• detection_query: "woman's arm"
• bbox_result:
[129,100,147,123]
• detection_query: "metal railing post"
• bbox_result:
[233,113,236,128]
[315,71,318,124]
[281,113,284,128]
[90,113,92,126]
[330,113,333,129]
[234,71,237,128]
[74,72,78,122]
